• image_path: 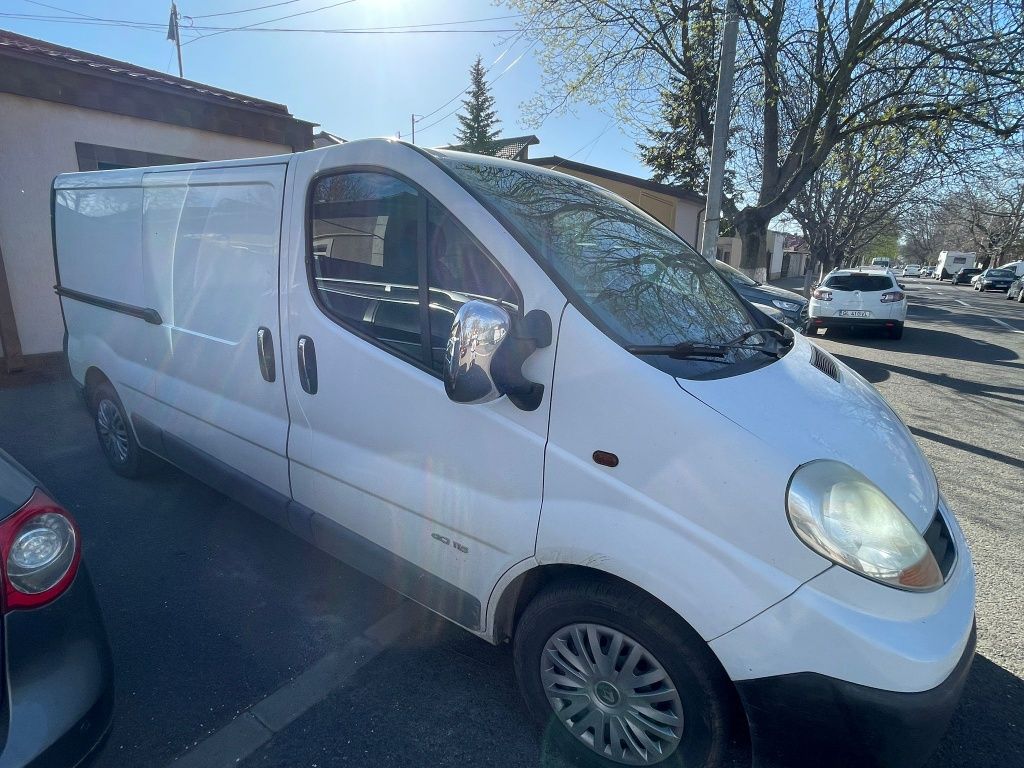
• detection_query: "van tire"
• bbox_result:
[513,579,743,768]
[91,382,152,478]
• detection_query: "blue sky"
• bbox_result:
[1,0,655,179]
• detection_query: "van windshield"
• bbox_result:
[428,152,778,378]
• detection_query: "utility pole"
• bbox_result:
[411,114,422,145]
[700,0,740,263]
[168,2,183,78]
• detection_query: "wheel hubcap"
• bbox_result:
[540,623,684,765]
[97,399,129,464]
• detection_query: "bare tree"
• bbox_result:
[507,0,1024,271]
[790,126,937,269]
[902,142,1024,266]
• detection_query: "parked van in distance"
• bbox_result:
[935,251,976,280]
[53,139,975,768]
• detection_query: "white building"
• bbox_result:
[0,30,315,371]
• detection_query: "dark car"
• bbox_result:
[0,449,113,767]
[713,260,808,330]
[975,267,1016,292]
[1008,276,1024,302]
[950,267,982,286]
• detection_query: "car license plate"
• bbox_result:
[839,310,871,317]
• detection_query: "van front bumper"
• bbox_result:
[736,621,975,768]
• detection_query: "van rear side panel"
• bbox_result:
[55,160,293,499]
[54,172,149,387]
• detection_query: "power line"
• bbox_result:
[411,28,538,142]
[21,0,107,20]
[182,0,360,45]
[0,12,531,35]
[6,4,549,37]
[318,14,524,31]
[189,0,306,20]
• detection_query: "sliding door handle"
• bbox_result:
[297,335,318,395]
[256,326,276,382]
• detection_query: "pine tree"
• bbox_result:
[454,55,501,153]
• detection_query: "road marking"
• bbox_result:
[169,600,425,768]
[955,299,971,307]
[990,317,1024,334]
[923,285,933,290]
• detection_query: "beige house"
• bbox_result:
[525,156,706,247]
[0,30,315,371]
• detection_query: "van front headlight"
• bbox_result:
[786,460,942,591]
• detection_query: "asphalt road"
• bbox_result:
[0,275,1021,768]
[806,276,1024,768]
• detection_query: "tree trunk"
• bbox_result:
[734,210,768,280]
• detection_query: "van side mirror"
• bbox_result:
[444,300,551,411]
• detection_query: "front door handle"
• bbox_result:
[297,335,318,394]
[257,326,275,382]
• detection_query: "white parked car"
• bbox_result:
[53,140,973,768]
[808,268,909,339]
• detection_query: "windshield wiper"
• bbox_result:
[735,327,794,347]
[627,340,780,360]
[626,327,790,361]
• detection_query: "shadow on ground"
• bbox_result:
[932,654,1024,767]
[833,344,1024,412]
[821,326,1021,368]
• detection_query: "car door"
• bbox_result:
[281,145,561,630]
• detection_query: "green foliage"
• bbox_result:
[454,55,501,153]
[858,233,900,266]
[638,76,735,199]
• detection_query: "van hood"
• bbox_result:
[676,336,938,531]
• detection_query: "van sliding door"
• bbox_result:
[138,164,291,513]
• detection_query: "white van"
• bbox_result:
[52,140,975,768]
[998,260,1024,278]
[934,251,976,280]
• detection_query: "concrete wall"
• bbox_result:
[0,93,291,356]
[767,231,786,279]
[718,232,798,282]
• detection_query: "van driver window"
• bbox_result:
[310,172,519,375]
[310,172,427,365]
[425,202,519,373]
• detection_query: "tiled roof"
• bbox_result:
[0,28,295,117]
[443,134,539,161]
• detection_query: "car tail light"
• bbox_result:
[0,489,80,611]
[881,291,905,303]
[812,288,832,301]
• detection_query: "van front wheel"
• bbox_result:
[92,382,151,478]
[513,579,742,767]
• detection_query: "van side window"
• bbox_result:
[425,202,519,373]
[310,172,428,366]
[309,172,521,376]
